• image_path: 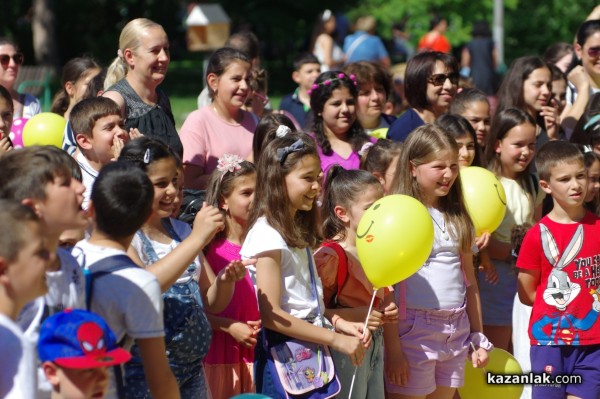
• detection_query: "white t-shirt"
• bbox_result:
[0,314,36,399]
[76,152,99,211]
[240,217,326,323]
[74,240,164,399]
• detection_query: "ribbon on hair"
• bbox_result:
[276,125,292,138]
[277,139,305,164]
[358,142,374,156]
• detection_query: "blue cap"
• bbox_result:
[38,309,131,368]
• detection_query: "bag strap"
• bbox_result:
[345,33,369,62]
[321,241,348,306]
[305,248,323,322]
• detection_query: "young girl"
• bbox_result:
[386,124,491,399]
[481,108,544,351]
[0,85,14,156]
[495,56,559,150]
[449,88,491,150]
[181,47,258,190]
[310,70,373,175]
[203,154,260,397]
[583,149,600,215]
[315,166,398,398]
[359,138,402,194]
[118,137,252,398]
[240,132,370,397]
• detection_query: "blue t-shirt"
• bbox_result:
[386,108,425,142]
[343,31,389,64]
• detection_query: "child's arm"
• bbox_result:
[464,250,491,368]
[517,268,540,306]
[144,203,224,292]
[200,252,254,313]
[257,249,368,366]
[383,314,409,386]
[206,313,261,348]
[136,337,181,399]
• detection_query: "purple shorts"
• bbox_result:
[385,306,470,396]
[531,344,600,399]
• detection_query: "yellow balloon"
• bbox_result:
[22,112,66,148]
[369,128,388,140]
[460,166,507,236]
[356,195,434,288]
[458,348,524,399]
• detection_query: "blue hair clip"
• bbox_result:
[584,114,600,131]
[276,139,305,164]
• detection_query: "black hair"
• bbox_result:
[252,113,297,163]
[293,52,320,71]
[117,136,176,172]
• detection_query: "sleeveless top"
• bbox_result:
[106,79,183,158]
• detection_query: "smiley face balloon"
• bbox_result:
[356,194,434,288]
[460,166,507,236]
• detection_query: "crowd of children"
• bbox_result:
[3,9,600,399]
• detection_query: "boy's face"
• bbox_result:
[43,362,108,399]
[293,63,321,90]
[541,161,587,209]
[80,114,127,165]
[36,175,87,236]
[6,221,50,302]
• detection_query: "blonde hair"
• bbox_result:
[390,124,473,253]
[104,18,163,89]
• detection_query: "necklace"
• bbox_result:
[431,215,450,241]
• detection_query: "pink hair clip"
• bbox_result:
[217,153,243,181]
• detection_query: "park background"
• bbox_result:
[1,0,598,126]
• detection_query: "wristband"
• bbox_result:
[469,331,494,352]
[331,315,343,331]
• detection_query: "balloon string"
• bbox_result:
[347,289,378,398]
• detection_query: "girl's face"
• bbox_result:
[577,31,600,79]
[147,157,178,219]
[321,86,356,137]
[460,100,490,147]
[346,184,383,233]
[380,154,400,195]
[455,133,476,168]
[426,61,457,114]
[586,159,600,203]
[356,81,386,125]
[522,67,552,116]
[0,44,21,87]
[130,27,170,84]
[68,68,101,103]
[0,96,13,138]
[222,173,257,226]
[209,60,251,113]
[411,149,459,207]
[494,123,537,179]
[285,154,322,215]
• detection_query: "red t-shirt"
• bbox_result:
[418,32,451,54]
[517,212,600,346]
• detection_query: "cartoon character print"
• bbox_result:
[303,367,316,383]
[531,224,600,345]
[77,321,106,355]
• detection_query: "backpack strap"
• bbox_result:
[321,241,348,307]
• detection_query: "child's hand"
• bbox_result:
[331,334,366,366]
[541,99,559,140]
[568,66,590,92]
[479,261,499,285]
[228,320,260,348]
[367,309,384,331]
[111,135,125,161]
[192,202,225,247]
[385,349,409,386]
[475,232,490,250]
[335,319,372,348]
[128,127,143,140]
[382,302,399,324]
[217,259,254,283]
[0,137,13,155]
[471,347,489,368]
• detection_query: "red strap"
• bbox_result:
[321,241,348,302]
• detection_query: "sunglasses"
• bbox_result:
[0,53,24,67]
[587,46,600,58]
[428,72,459,86]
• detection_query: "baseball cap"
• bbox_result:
[38,309,131,368]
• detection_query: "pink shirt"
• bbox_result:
[180,106,256,176]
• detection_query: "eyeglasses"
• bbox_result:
[587,46,600,58]
[0,53,24,67]
[428,72,459,86]
[254,92,269,106]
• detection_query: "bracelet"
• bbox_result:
[331,315,343,331]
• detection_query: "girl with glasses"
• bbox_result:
[0,38,41,119]
[387,51,459,142]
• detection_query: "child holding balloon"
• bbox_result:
[315,165,399,398]
[240,132,371,397]
[481,108,544,352]
[387,124,491,399]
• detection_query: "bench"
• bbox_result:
[15,66,55,111]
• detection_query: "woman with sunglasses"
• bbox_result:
[0,38,41,119]
[387,51,458,142]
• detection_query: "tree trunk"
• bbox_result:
[32,0,59,72]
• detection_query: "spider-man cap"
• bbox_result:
[38,309,131,368]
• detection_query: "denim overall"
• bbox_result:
[124,219,212,399]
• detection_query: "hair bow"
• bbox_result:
[217,153,243,174]
[358,142,374,156]
[277,139,305,164]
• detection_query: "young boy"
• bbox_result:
[38,309,131,399]
[279,52,321,129]
[517,141,600,399]
[0,200,50,398]
[74,161,180,399]
[0,146,88,397]
[71,96,129,210]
